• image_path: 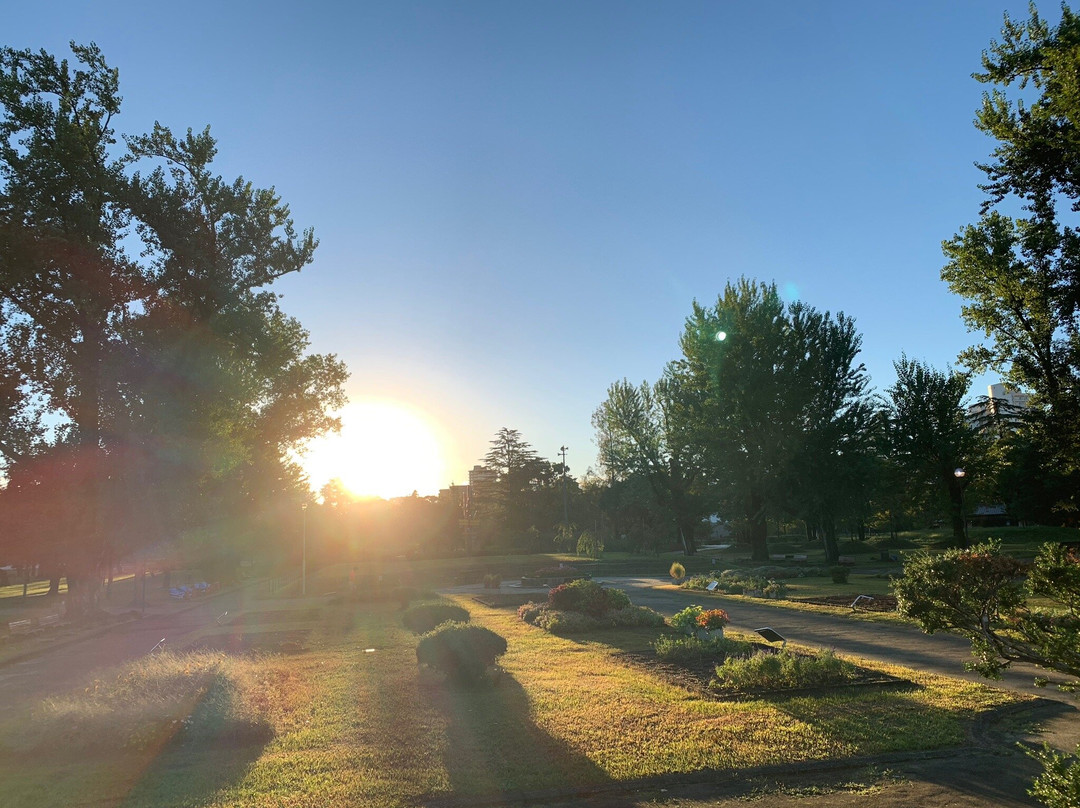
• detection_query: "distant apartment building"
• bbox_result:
[967,382,1031,429]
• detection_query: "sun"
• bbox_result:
[301,399,448,499]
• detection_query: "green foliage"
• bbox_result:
[524,603,663,635]
[516,601,545,624]
[1027,742,1080,808]
[830,566,850,584]
[547,579,629,616]
[402,601,470,634]
[576,529,603,558]
[883,356,983,545]
[532,608,604,635]
[941,4,1080,512]
[653,634,753,666]
[415,622,507,683]
[676,278,876,564]
[669,561,686,580]
[669,605,704,634]
[894,541,1080,684]
[607,605,666,628]
[553,522,577,552]
[592,377,706,555]
[712,648,857,692]
[696,609,730,630]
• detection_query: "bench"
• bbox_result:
[837,555,857,566]
[39,613,60,628]
[8,619,33,634]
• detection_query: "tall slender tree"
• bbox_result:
[593,376,705,555]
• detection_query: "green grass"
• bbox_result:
[0,577,69,600]
[0,591,1026,806]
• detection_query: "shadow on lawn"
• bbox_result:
[424,669,609,801]
[118,676,274,808]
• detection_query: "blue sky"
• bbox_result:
[5,1,1045,493]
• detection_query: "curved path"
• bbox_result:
[602,576,1076,704]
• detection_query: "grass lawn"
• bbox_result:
[0,589,1025,807]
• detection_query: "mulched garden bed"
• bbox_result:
[790,594,898,612]
[615,645,914,701]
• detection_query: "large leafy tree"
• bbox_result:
[941,5,1080,514]
[593,376,706,555]
[677,279,874,562]
[124,124,346,546]
[883,357,984,546]
[0,43,346,604]
[0,43,141,603]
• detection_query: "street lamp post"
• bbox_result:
[953,468,968,546]
[301,502,308,596]
[559,445,569,528]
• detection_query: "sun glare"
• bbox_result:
[301,400,447,500]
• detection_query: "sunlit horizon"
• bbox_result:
[301,399,449,500]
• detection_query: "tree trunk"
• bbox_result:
[677,516,696,556]
[822,518,839,564]
[749,490,768,562]
[946,474,968,548]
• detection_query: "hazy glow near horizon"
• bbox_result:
[302,400,447,499]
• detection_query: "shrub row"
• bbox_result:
[711,648,856,692]
[682,573,788,598]
[652,634,753,666]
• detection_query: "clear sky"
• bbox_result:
[5,1,1045,496]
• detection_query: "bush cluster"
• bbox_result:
[830,566,850,584]
[669,605,704,634]
[548,579,630,616]
[519,598,664,635]
[518,580,663,635]
[653,634,753,666]
[681,571,788,598]
[415,622,507,683]
[402,600,470,634]
[712,648,856,692]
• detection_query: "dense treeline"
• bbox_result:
[0,44,346,610]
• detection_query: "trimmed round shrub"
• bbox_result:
[830,565,850,584]
[669,561,686,580]
[403,601,470,634]
[416,622,507,683]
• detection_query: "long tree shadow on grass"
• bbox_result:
[118,671,275,808]
[423,668,610,802]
